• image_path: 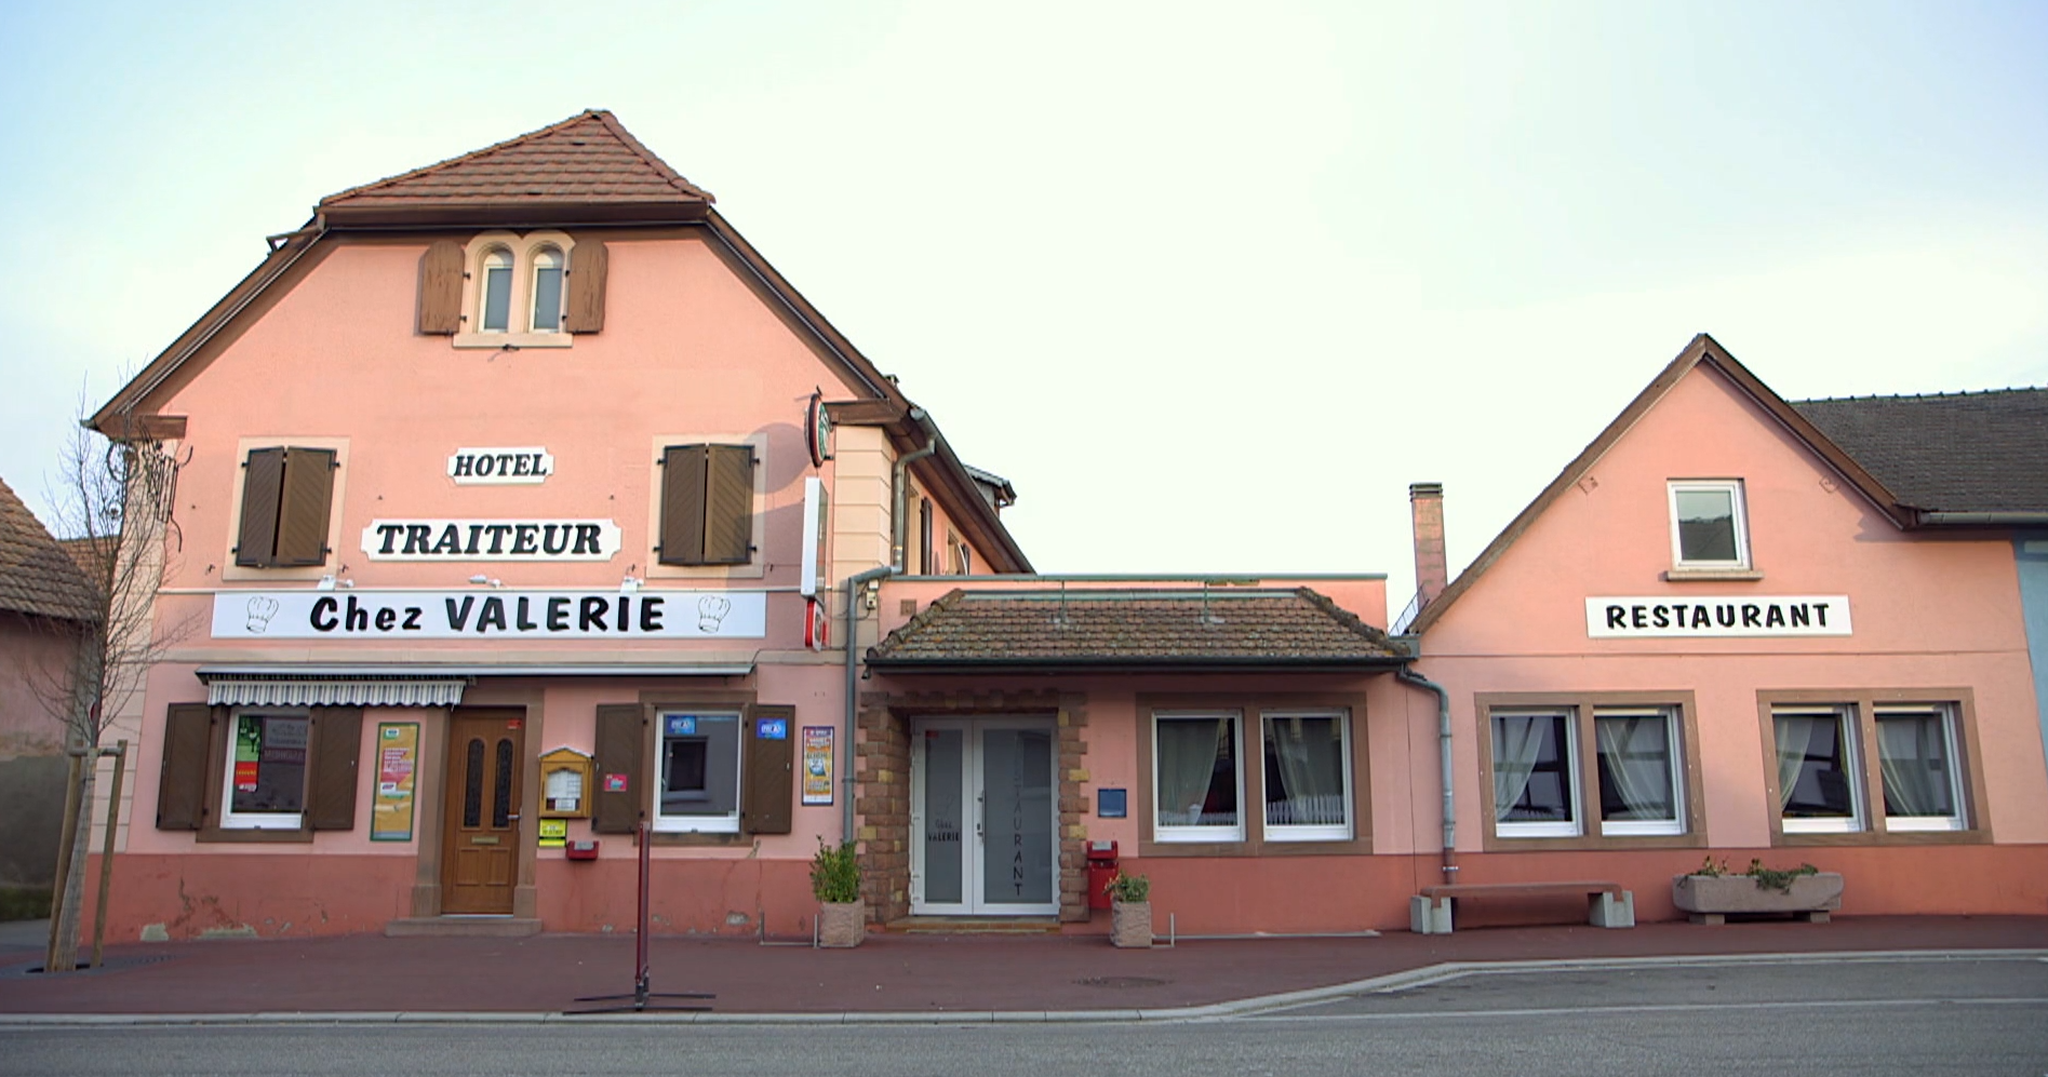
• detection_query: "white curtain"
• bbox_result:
[1595,716,1671,820]
[1268,716,1343,826]
[1492,715,1548,822]
[1158,718,1227,826]
[1773,715,1820,812]
[1878,716,1945,817]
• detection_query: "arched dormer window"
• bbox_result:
[530,246,565,332]
[479,247,515,332]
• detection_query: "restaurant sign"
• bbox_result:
[213,589,766,639]
[361,519,622,561]
[1586,595,1851,638]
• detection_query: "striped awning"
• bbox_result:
[205,678,468,708]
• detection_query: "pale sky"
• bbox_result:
[3,1,2043,619]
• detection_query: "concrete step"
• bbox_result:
[884,917,1061,935]
[384,917,543,938]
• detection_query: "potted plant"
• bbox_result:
[1673,856,1844,924]
[811,838,866,948]
[1105,870,1153,948]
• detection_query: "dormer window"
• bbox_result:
[530,246,565,331]
[479,247,515,332]
[417,230,605,348]
[1668,480,1749,570]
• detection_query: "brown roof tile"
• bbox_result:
[867,588,1406,670]
[1792,388,2048,515]
[0,477,99,623]
[318,110,713,215]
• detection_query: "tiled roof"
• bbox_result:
[867,588,1407,670]
[1792,388,2048,514]
[0,477,99,623]
[318,110,713,214]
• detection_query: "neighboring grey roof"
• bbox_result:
[961,464,1017,510]
[0,477,98,623]
[868,588,1407,670]
[1792,388,2048,514]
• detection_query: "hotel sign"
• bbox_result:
[213,589,766,639]
[1586,595,1851,638]
[448,447,554,484]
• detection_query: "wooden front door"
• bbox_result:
[441,708,524,914]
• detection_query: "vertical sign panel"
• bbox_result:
[371,722,420,841]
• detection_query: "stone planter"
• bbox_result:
[817,900,867,948]
[1672,873,1844,924]
[1111,901,1153,948]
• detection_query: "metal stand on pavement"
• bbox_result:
[566,822,715,1014]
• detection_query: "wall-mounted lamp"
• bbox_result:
[315,575,337,591]
[619,576,642,594]
[468,574,489,585]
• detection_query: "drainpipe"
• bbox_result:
[891,408,939,572]
[841,564,896,845]
[1396,666,1457,885]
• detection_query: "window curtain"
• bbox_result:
[1877,715,1946,817]
[1268,717,1343,826]
[1491,715,1548,822]
[1773,715,1820,812]
[1158,718,1227,826]
[1595,715,1672,820]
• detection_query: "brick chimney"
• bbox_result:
[1410,482,1447,611]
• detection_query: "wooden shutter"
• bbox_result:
[306,706,361,830]
[273,447,336,567]
[416,240,464,334]
[156,703,214,830]
[235,447,286,567]
[741,704,794,835]
[702,444,755,565]
[563,239,608,334]
[657,445,709,566]
[593,704,645,834]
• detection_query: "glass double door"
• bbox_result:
[910,718,1058,916]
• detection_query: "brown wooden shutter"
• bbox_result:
[306,706,361,830]
[657,445,709,566]
[235,447,286,567]
[273,447,336,567]
[417,240,464,334]
[741,705,795,835]
[563,239,607,334]
[702,444,755,565]
[156,703,214,830]
[593,704,645,834]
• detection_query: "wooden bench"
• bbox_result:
[1411,880,1635,935]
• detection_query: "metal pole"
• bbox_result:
[637,820,651,1006]
[90,741,128,970]
[44,753,83,974]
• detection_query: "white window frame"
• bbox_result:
[1151,709,1244,843]
[1667,479,1750,570]
[1491,709,1581,839]
[1593,706,1685,837]
[1874,703,1967,833]
[219,708,310,830]
[455,231,576,349]
[651,709,743,834]
[1260,709,1353,842]
[1775,704,1865,835]
[528,244,566,333]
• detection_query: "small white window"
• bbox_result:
[653,711,741,833]
[530,246,564,332]
[1261,710,1351,841]
[479,247,514,332]
[1773,705,1863,834]
[221,710,309,829]
[1492,709,1579,837]
[1668,480,1749,569]
[1152,711,1242,842]
[1594,707,1683,836]
[1875,704,1966,832]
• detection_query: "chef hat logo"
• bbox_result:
[697,595,731,632]
[245,596,281,633]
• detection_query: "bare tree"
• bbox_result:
[28,406,189,973]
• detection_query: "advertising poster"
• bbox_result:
[801,726,834,806]
[371,723,419,841]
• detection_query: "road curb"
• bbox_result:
[2,948,2042,1027]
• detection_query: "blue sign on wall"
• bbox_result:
[665,715,697,736]
[756,718,789,740]
[1097,788,1128,818]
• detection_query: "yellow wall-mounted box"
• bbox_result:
[537,747,594,819]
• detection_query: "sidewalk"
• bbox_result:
[3,916,2044,1022]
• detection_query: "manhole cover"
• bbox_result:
[1,953,172,979]
[1075,975,1168,988]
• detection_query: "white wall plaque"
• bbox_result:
[448,447,554,484]
[362,519,621,561]
[1586,595,1852,638]
[213,589,767,639]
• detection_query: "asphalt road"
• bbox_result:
[4,955,2044,1076]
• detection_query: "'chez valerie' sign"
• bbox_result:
[213,589,766,640]
[1586,595,1852,638]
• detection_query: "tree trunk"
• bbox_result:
[46,752,96,974]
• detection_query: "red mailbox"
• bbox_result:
[1086,840,1120,911]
